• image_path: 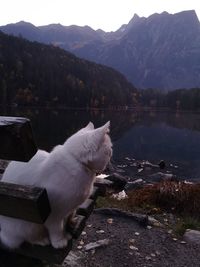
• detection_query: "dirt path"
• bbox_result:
[63,212,200,267]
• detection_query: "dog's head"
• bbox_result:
[65,121,112,173]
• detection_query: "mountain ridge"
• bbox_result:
[1,10,200,90]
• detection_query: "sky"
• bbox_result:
[1,0,200,32]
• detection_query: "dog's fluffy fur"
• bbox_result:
[0,121,112,249]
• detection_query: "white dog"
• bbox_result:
[0,121,112,249]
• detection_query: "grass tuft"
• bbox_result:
[96,180,200,235]
[127,181,200,219]
[173,217,200,236]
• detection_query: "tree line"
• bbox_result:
[0,31,138,108]
[139,88,200,110]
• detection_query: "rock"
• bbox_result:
[148,172,176,182]
[145,256,152,261]
[79,240,85,245]
[96,230,105,234]
[180,241,187,244]
[125,179,144,191]
[63,251,84,266]
[94,208,148,226]
[112,190,128,200]
[104,162,115,173]
[95,177,113,186]
[81,231,87,236]
[129,245,139,251]
[143,161,159,168]
[148,216,164,227]
[159,160,166,169]
[129,238,135,244]
[0,159,9,173]
[84,239,110,251]
[183,229,200,244]
[105,173,128,191]
[95,173,128,195]
[137,163,142,169]
[94,178,113,195]
[96,174,110,179]
[107,218,113,224]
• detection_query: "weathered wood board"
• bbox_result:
[0,181,51,223]
[17,238,73,264]
[0,116,37,161]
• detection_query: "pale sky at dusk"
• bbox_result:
[1,0,200,31]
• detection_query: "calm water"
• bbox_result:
[2,107,200,181]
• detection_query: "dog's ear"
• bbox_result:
[76,122,94,135]
[95,121,110,135]
[88,121,110,150]
[84,122,94,131]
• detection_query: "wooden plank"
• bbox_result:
[17,238,73,264]
[0,248,43,267]
[77,199,95,218]
[67,215,87,239]
[0,181,51,223]
[94,178,114,196]
[90,186,100,201]
[0,116,37,161]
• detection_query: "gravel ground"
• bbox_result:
[0,211,200,267]
[1,158,200,267]
[63,212,200,267]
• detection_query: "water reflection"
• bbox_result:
[1,108,200,180]
[0,107,136,150]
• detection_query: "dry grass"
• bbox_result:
[127,181,200,218]
[96,181,200,235]
[97,181,200,218]
[96,195,130,211]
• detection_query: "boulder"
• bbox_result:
[183,229,200,244]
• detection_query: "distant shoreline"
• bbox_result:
[2,105,200,113]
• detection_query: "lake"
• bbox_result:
[1,107,200,182]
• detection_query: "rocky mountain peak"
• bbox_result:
[130,13,140,22]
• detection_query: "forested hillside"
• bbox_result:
[0,31,138,108]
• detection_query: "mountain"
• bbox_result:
[0,21,103,50]
[71,10,200,90]
[1,10,200,90]
[0,31,137,107]
[0,21,41,41]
